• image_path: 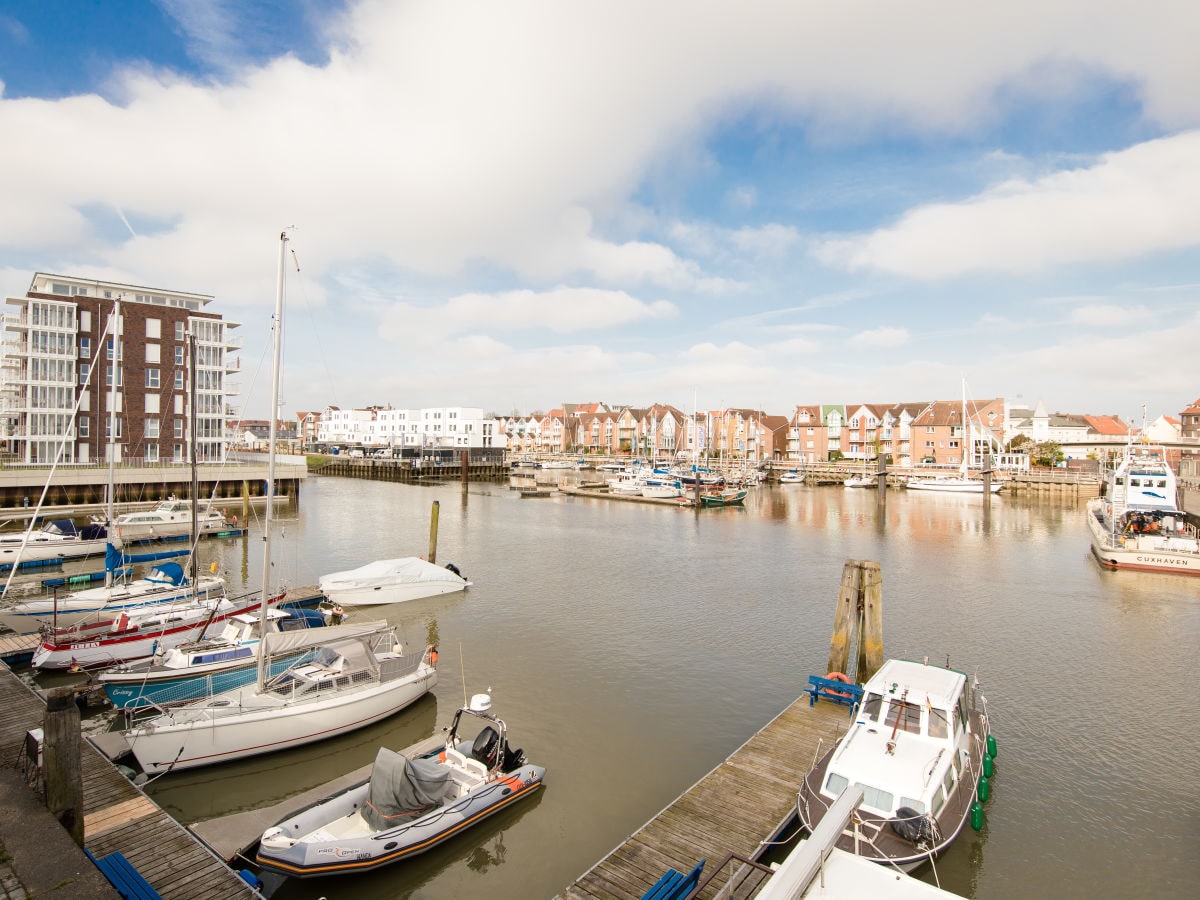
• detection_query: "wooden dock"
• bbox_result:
[0,665,257,898]
[557,696,852,899]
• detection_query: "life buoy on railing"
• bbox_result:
[825,671,853,699]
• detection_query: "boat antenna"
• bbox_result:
[460,642,467,708]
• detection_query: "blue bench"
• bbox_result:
[641,858,705,900]
[805,674,863,708]
[84,849,163,900]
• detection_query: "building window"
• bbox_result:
[104,365,123,387]
[146,445,159,462]
[146,318,161,339]
[79,311,91,331]
[175,322,185,341]
[175,346,184,365]
[146,343,160,364]
[79,363,90,385]
[175,419,184,439]
[146,394,160,414]
[78,416,89,438]
[146,368,160,389]
[104,419,123,438]
[145,418,160,439]
[79,337,91,359]
[175,371,184,390]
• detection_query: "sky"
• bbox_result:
[1,1,1198,425]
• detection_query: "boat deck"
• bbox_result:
[557,695,852,899]
[0,663,257,898]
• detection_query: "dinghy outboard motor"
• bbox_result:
[471,726,501,768]
[890,807,941,847]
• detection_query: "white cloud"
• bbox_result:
[1069,304,1154,326]
[816,132,1200,279]
[850,326,910,348]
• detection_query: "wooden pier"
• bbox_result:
[557,697,852,899]
[0,665,257,898]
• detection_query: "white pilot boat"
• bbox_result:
[797,658,996,871]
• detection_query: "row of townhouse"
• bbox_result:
[290,395,1200,468]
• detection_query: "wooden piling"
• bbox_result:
[827,561,861,676]
[857,561,884,683]
[427,500,440,564]
[43,687,84,846]
[241,479,250,522]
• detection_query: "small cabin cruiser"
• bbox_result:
[318,557,470,606]
[798,658,995,871]
[257,692,545,877]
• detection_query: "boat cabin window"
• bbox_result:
[956,698,968,733]
[857,783,895,815]
[928,706,950,739]
[824,772,849,797]
[899,796,926,815]
[861,692,883,721]
[884,699,922,735]
[931,786,946,817]
[942,766,956,796]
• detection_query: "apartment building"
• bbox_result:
[2,273,239,464]
[316,406,497,450]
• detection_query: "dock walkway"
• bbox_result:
[557,696,851,899]
[0,664,257,899]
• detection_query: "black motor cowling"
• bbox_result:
[471,726,501,768]
[890,807,941,846]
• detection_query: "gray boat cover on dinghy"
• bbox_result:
[363,747,453,830]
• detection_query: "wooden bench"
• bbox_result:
[640,858,705,899]
[805,675,863,708]
[84,849,163,900]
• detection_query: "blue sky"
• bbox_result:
[2,1,1197,424]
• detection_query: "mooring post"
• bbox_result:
[856,561,884,683]
[427,500,440,564]
[461,450,469,484]
[827,560,861,676]
[982,448,993,498]
[876,453,888,491]
[43,688,84,846]
[241,479,250,523]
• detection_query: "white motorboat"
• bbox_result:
[642,479,683,499]
[1087,445,1200,575]
[107,498,233,543]
[0,552,224,634]
[256,692,545,878]
[844,474,875,488]
[31,591,266,670]
[779,470,803,484]
[798,658,996,872]
[0,519,111,567]
[319,557,471,606]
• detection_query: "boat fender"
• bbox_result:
[977,775,990,803]
[430,647,439,665]
[890,807,940,846]
[970,801,984,832]
[986,733,998,758]
[825,671,853,699]
[983,754,994,778]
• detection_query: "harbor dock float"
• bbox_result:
[0,632,39,665]
[188,734,445,863]
[557,695,851,899]
[0,664,257,898]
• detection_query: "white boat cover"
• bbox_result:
[363,747,453,829]
[320,557,464,590]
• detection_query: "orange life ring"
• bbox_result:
[825,671,853,698]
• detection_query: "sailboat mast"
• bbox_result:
[105,301,121,588]
[188,331,199,585]
[256,231,288,691]
[961,379,969,477]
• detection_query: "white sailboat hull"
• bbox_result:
[906,477,1002,494]
[127,663,437,774]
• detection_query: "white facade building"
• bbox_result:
[317,406,498,450]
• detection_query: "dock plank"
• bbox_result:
[0,663,256,899]
[556,697,850,899]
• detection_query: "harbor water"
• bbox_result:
[57,474,1200,898]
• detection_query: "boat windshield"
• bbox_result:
[861,692,883,721]
[884,699,922,735]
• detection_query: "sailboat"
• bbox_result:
[123,231,437,776]
[906,381,1003,494]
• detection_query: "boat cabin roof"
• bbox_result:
[862,658,966,707]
